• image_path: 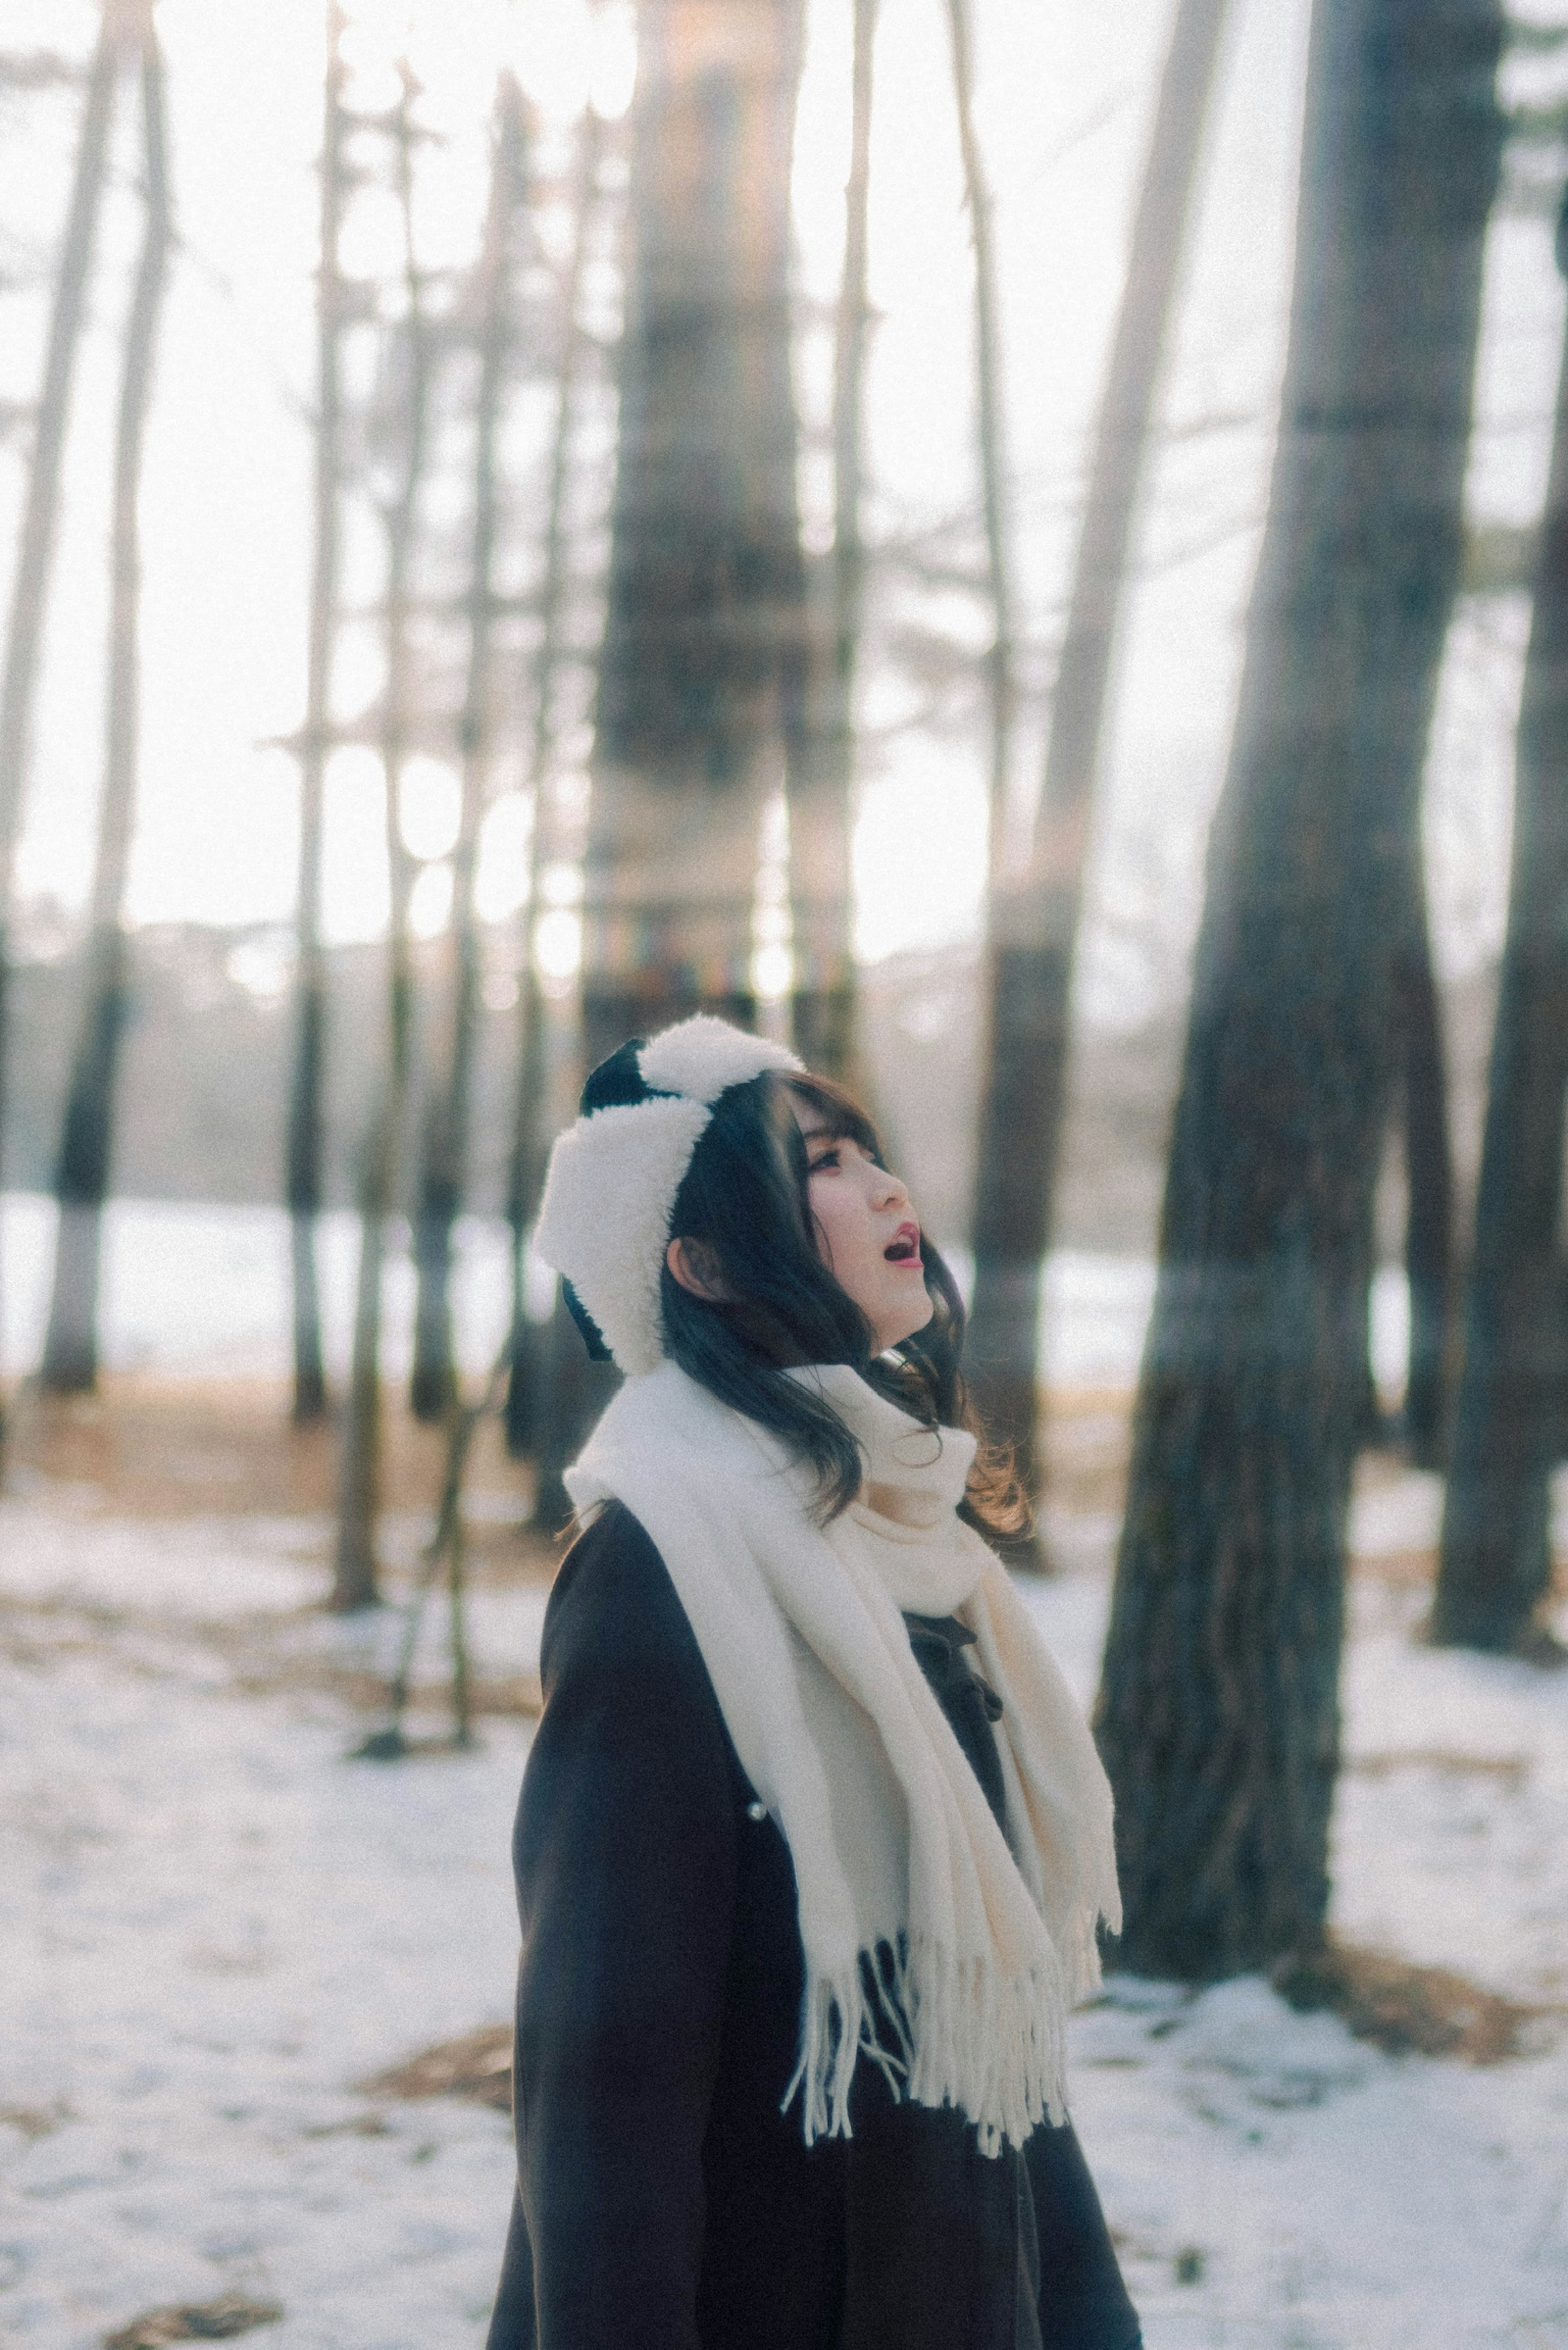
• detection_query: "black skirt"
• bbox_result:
[487,1501,1142,2350]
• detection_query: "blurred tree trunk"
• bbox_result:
[944,0,1015,867]
[538,0,811,1505]
[286,0,348,1426]
[964,0,1231,1515]
[0,7,119,1427]
[40,6,170,1393]
[580,0,808,1068]
[1433,188,1568,1657]
[504,105,604,1466]
[332,73,434,1611]
[1396,871,1454,1463]
[1095,0,1502,1978]
[410,74,530,1422]
[784,0,878,1081]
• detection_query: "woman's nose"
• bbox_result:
[875,1165,909,1209]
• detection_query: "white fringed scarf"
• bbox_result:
[566,1358,1121,2156]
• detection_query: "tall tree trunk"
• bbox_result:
[410,75,530,1422]
[1432,187,1568,1656]
[332,72,434,1611]
[0,5,119,1430]
[536,0,811,1500]
[944,0,1015,857]
[40,7,171,1394]
[286,0,347,1427]
[784,0,878,1081]
[1397,866,1454,1465]
[1095,0,1502,1979]
[580,0,809,1066]
[965,0,1231,1512]
[502,103,604,1465]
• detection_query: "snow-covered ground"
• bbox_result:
[0,1193,1415,1395]
[4,1472,1567,2349]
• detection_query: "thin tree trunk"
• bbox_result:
[944,0,1014,853]
[502,103,604,1463]
[1398,867,1454,1465]
[410,75,530,1421]
[1433,187,1568,1655]
[40,7,170,1394]
[965,0,1231,1513]
[1095,0,1502,1978]
[332,73,434,1611]
[0,6,119,1431]
[784,0,878,1080]
[286,0,347,1427]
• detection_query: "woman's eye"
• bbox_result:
[808,1150,840,1174]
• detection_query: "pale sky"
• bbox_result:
[0,0,1561,1029]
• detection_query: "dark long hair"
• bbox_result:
[661,1069,1027,1541]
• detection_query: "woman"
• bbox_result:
[487,1015,1141,2350]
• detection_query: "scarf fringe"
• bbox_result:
[786,1933,1076,2159]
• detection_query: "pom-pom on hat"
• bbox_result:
[532,1015,803,1376]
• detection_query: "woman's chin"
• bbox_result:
[871,1291,936,1353]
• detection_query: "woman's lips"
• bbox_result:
[884,1222,922,1267]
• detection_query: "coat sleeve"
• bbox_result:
[494,1503,742,2350]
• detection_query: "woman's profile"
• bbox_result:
[486,1014,1142,2350]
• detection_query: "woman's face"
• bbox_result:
[793,1100,935,1354]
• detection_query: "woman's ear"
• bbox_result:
[666,1236,730,1301]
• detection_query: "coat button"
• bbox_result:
[746,1799,767,1822]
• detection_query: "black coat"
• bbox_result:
[487,1501,1141,2350]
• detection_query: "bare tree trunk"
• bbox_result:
[785,0,877,1082]
[286,0,347,1427]
[410,75,530,1422]
[0,6,119,1431]
[502,104,604,1464]
[538,0,810,1496]
[1096,0,1502,1978]
[581,0,808,1062]
[332,72,434,1611]
[965,0,1231,1513]
[1398,866,1454,1465]
[944,0,1015,853]
[1433,188,1568,1656]
[40,6,171,1393]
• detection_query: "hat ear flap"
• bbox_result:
[533,1093,713,1376]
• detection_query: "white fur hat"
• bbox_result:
[532,1015,804,1376]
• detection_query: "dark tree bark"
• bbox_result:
[40,5,170,1393]
[0,4,119,1427]
[332,71,435,1611]
[1396,868,1454,1465]
[285,0,348,1427]
[410,75,530,1422]
[1432,186,1568,1656]
[964,0,1231,1512]
[580,0,809,1062]
[784,0,878,1083]
[534,0,812,1507]
[502,103,604,1464]
[1095,0,1503,1978]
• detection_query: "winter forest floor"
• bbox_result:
[4,1380,1568,2350]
